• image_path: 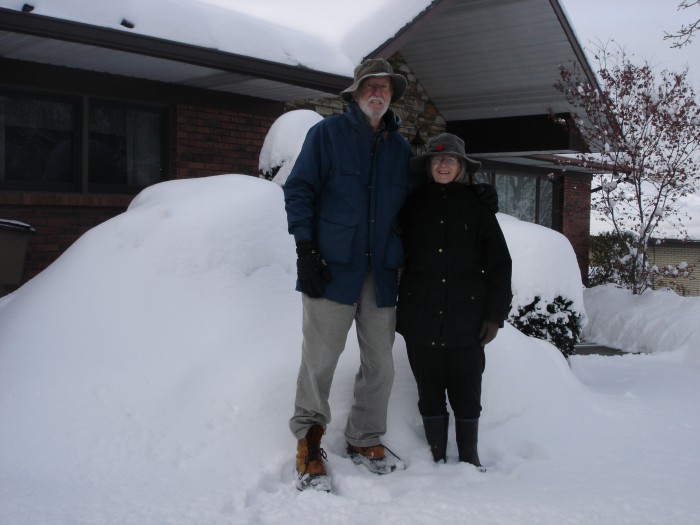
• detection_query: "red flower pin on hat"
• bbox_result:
[435,144,444,151]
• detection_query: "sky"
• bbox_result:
[558,0,700,238]
[560,0,700,89]
[1,111,699,524]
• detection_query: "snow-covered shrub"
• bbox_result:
[508,296,582,357]
[258,109,322,185]
[499,214,586,358]
[588,232,631,288]
[589,232,695,295]
[259,165,281,181]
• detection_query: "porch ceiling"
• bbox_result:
[388,0,593,122]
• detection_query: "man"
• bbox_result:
[284,58,414,492]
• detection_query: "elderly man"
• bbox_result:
[284,58,414,491]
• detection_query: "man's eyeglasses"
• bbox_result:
[360,82,392,94]
[430,156,459,166]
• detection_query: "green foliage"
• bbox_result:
[508,296,582,358]
[258,165,281,181]
[589,232,695,294]
[588,232,634,288]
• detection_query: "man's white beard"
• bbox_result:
[358,97,388,122]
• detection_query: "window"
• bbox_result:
[0,93,77,189]
[0,91,166,192]
[496,173,537,223]
[538,177,553,228]
[89,102,164,189]
[473,168,554,228]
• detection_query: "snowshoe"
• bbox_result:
[295,469,331,493]
[346,443,405,475]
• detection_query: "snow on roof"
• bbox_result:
[0,0,433,75]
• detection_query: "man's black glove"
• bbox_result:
[473,183,499,214]
[296,240,331,298]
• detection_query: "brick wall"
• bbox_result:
[1,104,280,290]
[0,193,131,284]
[174,104,277,178]
[649,242,700,296]
[561,173,592,283]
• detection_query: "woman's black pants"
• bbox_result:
[405,342,485,420]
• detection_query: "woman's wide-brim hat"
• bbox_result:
[411,133,481,174]
[340,58,407,104]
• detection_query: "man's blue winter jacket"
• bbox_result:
[284,102,416,307]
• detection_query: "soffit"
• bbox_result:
[393,0,589,121]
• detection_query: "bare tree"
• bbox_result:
[555,44,700,294]
[664,0,700,48]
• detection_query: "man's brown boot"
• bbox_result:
[295,424,331,492]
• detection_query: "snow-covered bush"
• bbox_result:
[499,214,586,358]
[258,110,322,185]
[588,232,631,287]
[508,296,582,357]
[589,232,695,295]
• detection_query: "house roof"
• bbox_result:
[371,0,597,122]
[0,0,600,171]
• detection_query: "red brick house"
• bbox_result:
[0,0,600,296]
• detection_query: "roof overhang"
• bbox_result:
[371,0,598,123]
[0,7,350,102]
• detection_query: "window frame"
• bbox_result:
[0,89,82,192]
[0,88,168,194]
[473,166,556,229]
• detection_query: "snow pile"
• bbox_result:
[1,174,699,524]
[258,110,323,185]
[498,214,586,324]
[583,284,700,364]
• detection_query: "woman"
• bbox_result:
[396,133,512,467]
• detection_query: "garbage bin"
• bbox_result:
[0,218,36,297]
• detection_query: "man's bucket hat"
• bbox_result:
[340,58,407,103]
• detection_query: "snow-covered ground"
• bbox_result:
[1,1,698,521]
[1,173,699,525]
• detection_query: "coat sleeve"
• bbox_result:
[480,212,513,325]
[283,122,329,242]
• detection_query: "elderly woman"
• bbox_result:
[396,133,512,467]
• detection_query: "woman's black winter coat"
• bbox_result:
[396,181,513,348]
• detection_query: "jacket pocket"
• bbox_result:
[317,215,358,264]
[453,293,484,335]
[396,284,429,339]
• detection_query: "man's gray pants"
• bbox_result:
[289,273,396,447]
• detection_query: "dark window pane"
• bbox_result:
[473,170,493,185]
[495,172,536,223]
[538,177,553,227]
[89,104,163,187]
[0,95,76,185]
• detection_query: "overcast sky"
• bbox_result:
[560,0,700,88]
